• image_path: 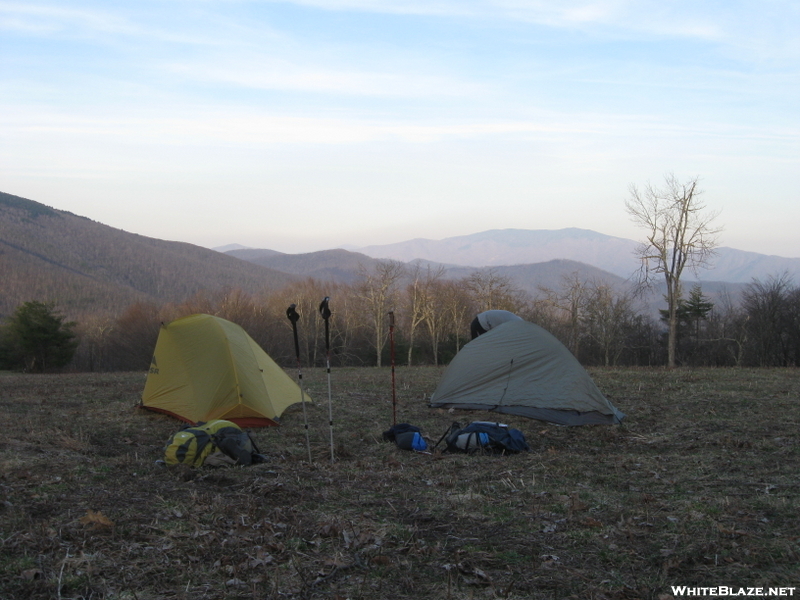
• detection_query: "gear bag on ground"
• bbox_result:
[437,421,530,454]
[163,419,263,467]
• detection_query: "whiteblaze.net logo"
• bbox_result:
[671,587,796,597]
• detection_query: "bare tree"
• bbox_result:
[404,263,445,365]
[464,268,518,312]
[741,273,798,366]
[73,313,115,371]
[705,287,748,367]
[420,280,451,365]
[438,279,474,354]
[626,173,721,368]
[581,284,638,366]
[356,260,406,366]
[538,272,592,357]
[106,302,163,370]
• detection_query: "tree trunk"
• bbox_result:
[666,276,680,368]
[667,307,678,368]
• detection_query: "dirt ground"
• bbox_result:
[1,367,798,599]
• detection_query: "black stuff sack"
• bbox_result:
[382,423,429,452]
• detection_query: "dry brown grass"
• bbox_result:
[0,367,798,599]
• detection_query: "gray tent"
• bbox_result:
[429,320,625,426]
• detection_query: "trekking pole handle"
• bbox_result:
[319,297,331,351]
[287,304,300,324]
[319,297,331,320]
[286,304,301,359]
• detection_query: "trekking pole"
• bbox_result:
[388,311,397,426]
[287,304,313,464]
[319,296,335,463]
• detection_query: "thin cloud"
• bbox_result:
[0,2,255,47]
[4,100,790,148]
[0,2,135,35]
[261,0,793,53]
[164,56,487,98]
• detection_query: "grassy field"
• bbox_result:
[0,367,798,599]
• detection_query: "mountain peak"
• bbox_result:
[356,228,640,274]
[355,228,800,283]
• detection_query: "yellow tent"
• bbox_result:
[142,314,306,427]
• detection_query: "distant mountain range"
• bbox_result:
[223,247,626,296]
[3,189,797,321]
[218,228,800,288]
[354,228,800,284]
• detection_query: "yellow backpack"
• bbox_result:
[163,420,256,467]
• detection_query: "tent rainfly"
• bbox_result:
[141,314,306,427]
[429,320,624,426]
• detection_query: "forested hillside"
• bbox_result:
[0,192,298,318]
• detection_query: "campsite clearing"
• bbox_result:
[1,367,798,599]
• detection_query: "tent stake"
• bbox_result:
[319,297,335,463]
[286,304,313,464]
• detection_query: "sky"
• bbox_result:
[1,1,798,257]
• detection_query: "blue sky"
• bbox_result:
[2,1,798,256]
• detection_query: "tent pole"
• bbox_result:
[286,304,313,464]
[497,358,514,413]
[319,297,335,463]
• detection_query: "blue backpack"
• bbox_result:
[437,421,529,454]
